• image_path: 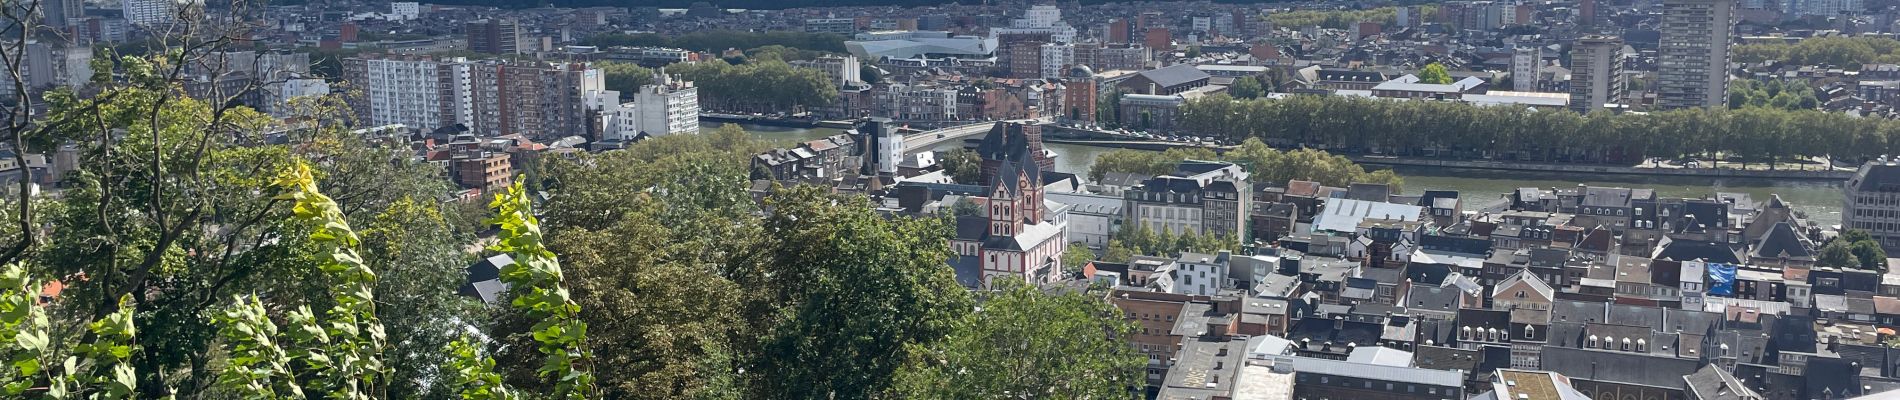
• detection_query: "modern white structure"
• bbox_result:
[124,0,191,27]
[1154,252,1230,296]
[1038,42,1073,79]
[598,72,699,141]
[391,2,420,20]
[630,73,699,137]
[994,5,1077,42]
[347,57,465,131]
[1511,46,1541,92]
[790,55,863,87]
[875,82,958,122]
[1047,192,1122,248]
[1657,0,1735,109]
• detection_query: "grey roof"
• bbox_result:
[1284,355,1462,387]
[1135,64,1212,89]
[1345,346,1414,367]
[1751,221,1813,260]
[1682,366,1754,400]
[1046,192,1123,215]
[1851,160,1900,193]
[1581,187,1634,208]
[1540,346,1701,389]
[1405,285,1460,312]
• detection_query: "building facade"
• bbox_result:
[466,19,521,55]
[1846,159,1900,251]
[1570,35,1628,112]
[1657,0,1735,109]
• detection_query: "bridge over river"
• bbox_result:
[900,117,1055,155]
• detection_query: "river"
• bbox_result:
[1034,142,1846,228]
[704,120,847,144]
[718,121,1847,228]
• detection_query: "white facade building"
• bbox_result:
[1512,46,1541,92]
[1039,42,1073,79]
[995,5,1077,43]
[599,73,700,141]
[354,57,461,130]
[391,2,420,20]
[1157,252,1229,296]
[124,0,191,27]
[632,73,698,137]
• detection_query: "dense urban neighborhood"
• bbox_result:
[12,0,1900,398]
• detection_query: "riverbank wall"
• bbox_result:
[1043,130,1852,181]
[700,114,817,128]
[1350,157,1851,180]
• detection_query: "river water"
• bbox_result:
[1034,142,1847,228]
[721,121,1849,228]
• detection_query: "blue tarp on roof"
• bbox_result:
[1707,263,1737,296]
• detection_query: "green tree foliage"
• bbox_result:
[0,265,141,399]
[751,185,973,399]
[938,148,983,184]
[666,59,837,112]
[1097,88,1124,128]
[950,198,984,218]
[1418,63,1453,84]
[1062,242,1098,276]
[1112,225,1236,257]
[1229,75,1265,99]
[1174,93,1896,169]
[1087,147,1219,182]
[443,337,520,400]
[1103,240,1137,263]
[597,61,656,95]
[362,198,486,399]
[1853,240,1889,271]
[1733,36,1900,68]
[1729,79,1820,110]
[1088,138,1402,192]
[1820,241,1859,268]
[892,280,1145,399]
[1820,230,1889,272]
[580,30,849,53]
[271,163,388,399]
[1267,7,1400,29]
[487,181,596,399]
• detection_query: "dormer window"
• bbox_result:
[1524,326,1536,339]
[1588,335,1598,348]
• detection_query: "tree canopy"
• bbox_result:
[1175,93,1900,168]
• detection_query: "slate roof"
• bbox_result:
[457,254,514,304]
[1581,187,1634,208]
[1406,285,1460,313]
[1540,346,1701,389]
[1652,237,1744,264]
[1750,221,1813,260]
[1851,160,1900,193]
[1683,364,1762,400]
[1495,269,1555,300]
[1134,64,1213,89]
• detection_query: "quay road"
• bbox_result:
[900,117,1054,155]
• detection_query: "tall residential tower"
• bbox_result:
[1657,0,1735,109]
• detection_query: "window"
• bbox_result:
[1525,326,1536,339]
